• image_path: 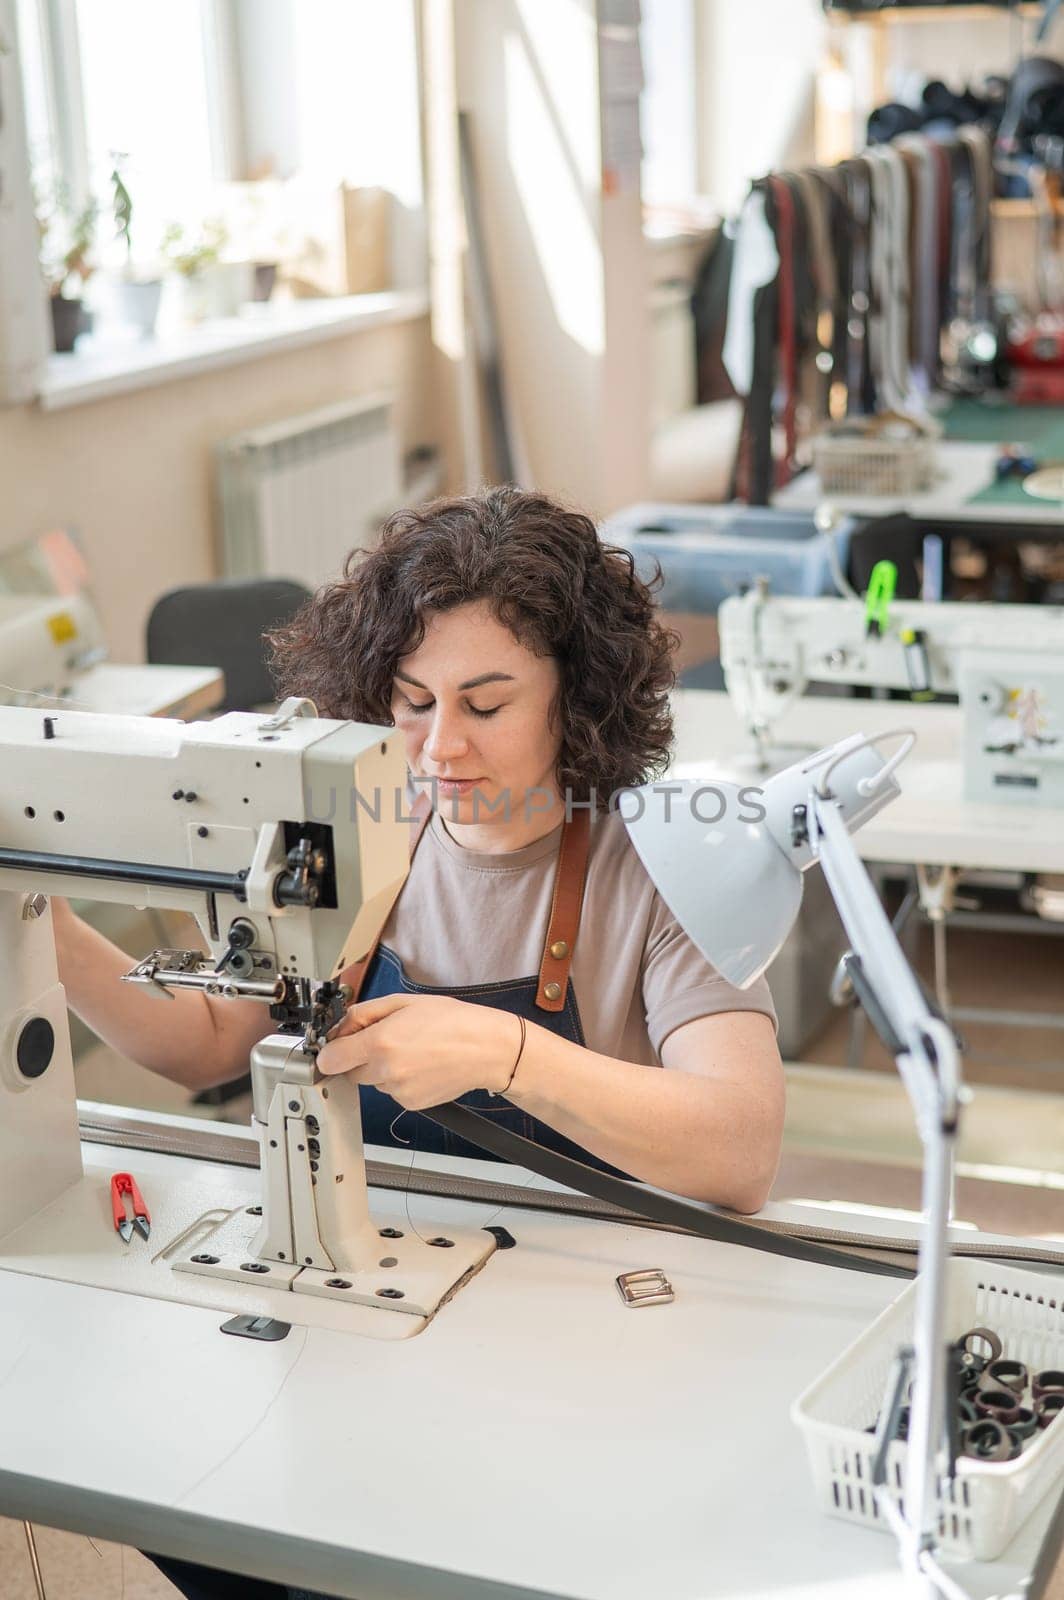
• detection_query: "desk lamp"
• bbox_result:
[623,732,962,1600]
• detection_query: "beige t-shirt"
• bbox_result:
[374,808,777,1064]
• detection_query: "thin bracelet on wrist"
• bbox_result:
[489,1013,527,1098]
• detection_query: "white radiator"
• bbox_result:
[215,393,402,586]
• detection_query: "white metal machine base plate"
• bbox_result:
[171,1203,495,1316]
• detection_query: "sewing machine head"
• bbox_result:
[718,586,1064,805]
[0,700,497,1316]
[1,696,408,1045]
[0,590,106,705]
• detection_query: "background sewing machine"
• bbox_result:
[0,699,495,1334]
[0,533,223,719]
[719,587,1064,807]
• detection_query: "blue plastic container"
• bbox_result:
[600,502,854,613]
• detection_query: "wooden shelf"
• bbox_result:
[991,197,1064,218]
[827,4,1045,24]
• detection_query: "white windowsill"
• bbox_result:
[37,288,430,412]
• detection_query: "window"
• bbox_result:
[12,0,425,315]
[76,0,217,260]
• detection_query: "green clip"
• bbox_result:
[864,560,897,637]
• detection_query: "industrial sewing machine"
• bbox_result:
[718,585,1064,806]
[0,588,106,701]
[0,697,496,1321]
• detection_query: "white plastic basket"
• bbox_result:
[792,1259,1064,1562]
[813,413,941,496]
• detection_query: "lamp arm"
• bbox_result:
[810,795,959,1137]
[809,792,964,1598]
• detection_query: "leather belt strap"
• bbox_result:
[342,790,433,1000]
[732,180,779,504]
[839,158,874,411]
[422,1101,914,1281]
[795,168,837,419]
[894,142,924,365]
[896,134,940,388]
[948,137,976,325]
[535,806,591,1012]
[931,139,954,378]
[956,124,993,320]
[866,146,911,412]
[768,174,798,484]
[816,166,854,415]
[780,172,824,433]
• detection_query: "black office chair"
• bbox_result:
[146,578,312,1107]
[146,577,312,712]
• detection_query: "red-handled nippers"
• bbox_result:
[111,1172,151,1243]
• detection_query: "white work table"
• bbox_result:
[47,662,225,721]
[670,689,1064,876]
[0,1122,1060,1599]
[773,440,1064,528]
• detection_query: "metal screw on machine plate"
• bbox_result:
[616,1269,674,1308]
[21,894,48,922]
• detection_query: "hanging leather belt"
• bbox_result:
[896,134,940,389]
[931,139,954,378]
[839,157,875,412]
[768,174,798,485]
[818,166,855,415]
[957,124,994,321]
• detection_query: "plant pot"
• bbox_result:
[173,262,253,324]
[252,262,278,303]
[209,261,254,317]
[115,278,162,338]
[50,296,84,353]
[173,273,212,325]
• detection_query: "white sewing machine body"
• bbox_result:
[0,702,494,1327]
[0,589,106,700]
[719,591,1064,806]
[0,583,224,719]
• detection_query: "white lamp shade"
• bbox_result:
[620,779,803,988]
[621,740,899,989]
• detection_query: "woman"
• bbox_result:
[54,488,783,1598]
[58,487,783,1207]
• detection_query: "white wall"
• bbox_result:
[0,316,438,662]
[696,0,825,214]
[452,0,649,513]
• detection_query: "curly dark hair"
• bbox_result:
[267,486,678,800]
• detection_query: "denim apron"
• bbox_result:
[348,800,626,1177]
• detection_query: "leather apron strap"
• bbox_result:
[346,801,593,1017]
[535,806,591,1013]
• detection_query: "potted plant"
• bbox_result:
[110,159,162,337]
[38,189,97,353]
[161,217,236,323]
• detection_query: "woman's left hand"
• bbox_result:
[317,994,523,1109]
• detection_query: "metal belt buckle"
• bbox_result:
[616,1268,674,1308]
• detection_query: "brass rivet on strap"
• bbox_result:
[543,981,562,1002]
[549,940,569,960]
